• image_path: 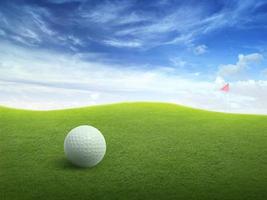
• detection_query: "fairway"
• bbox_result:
[1,102,267,200]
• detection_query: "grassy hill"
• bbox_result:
[1,102,267,200]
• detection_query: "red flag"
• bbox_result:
[220,83,229,92]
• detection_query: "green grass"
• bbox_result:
[1,102,267,200]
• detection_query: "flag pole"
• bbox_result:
[227,84,230,113]
[220,83,230,113]
[225,91,228,113]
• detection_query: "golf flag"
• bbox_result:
[220,83,229,92]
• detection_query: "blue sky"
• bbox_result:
[1,0,267,112]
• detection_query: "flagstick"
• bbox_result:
[225,91,229,113]
[226,92,230,113]
[220,83,230,113]
[225,92,228,113]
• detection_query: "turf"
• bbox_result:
[1,102,267,200]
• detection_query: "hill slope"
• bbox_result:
[1,102,267,200]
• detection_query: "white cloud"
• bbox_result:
[218,53,264,77]
[215,76,226,85]
[1,42,267,114]
[193,44,208,55]
[103,39,142,48]
[169,57,187,68]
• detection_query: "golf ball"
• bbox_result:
[64,125,106,168]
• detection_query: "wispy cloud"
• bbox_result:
[1,0,266,50]
[0,2,83,50]
[166,0,267,46]
[113,5,204,47]
[103,39,142,48]
[0,3,54,46]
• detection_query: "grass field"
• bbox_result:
[1,102,267,200]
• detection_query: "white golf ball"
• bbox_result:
[64,125,106,168]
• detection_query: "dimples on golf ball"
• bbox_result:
[64,125,106,167]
